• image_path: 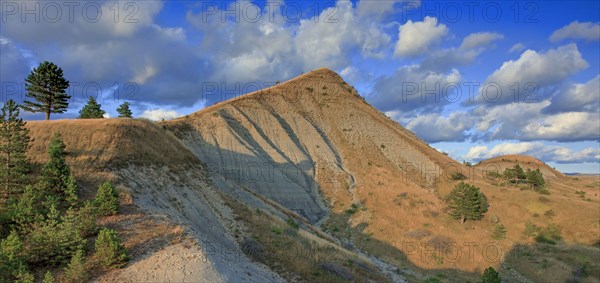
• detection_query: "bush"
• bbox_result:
[492,222,506,240]
[480,266,501,283]
[42,271,54,283]
[447,182,489,223]
[523,220,539,238]
[270,226,282,235]
[63,249,87,283]
[95,228,127,268]
[451,172,467,181]
[535,224,562,245]
[94,182,119,216]
[345,203,360,215]
[286,218,299,230]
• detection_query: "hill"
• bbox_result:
[477,154,565,181]
[17,68,599,282]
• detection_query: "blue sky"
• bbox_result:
[1,0,599,173]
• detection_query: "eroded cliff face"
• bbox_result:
[164,68,457,224]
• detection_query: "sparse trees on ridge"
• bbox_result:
[22,61,71,120]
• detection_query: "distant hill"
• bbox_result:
[477,154,565,181]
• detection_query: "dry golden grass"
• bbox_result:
[25,118,200,190]
[26,118,198,166]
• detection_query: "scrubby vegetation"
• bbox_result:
[450,172,468,181]
[0,100,127,282]
[480,266,501,283]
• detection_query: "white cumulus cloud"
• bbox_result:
[140,109,181,121]
[371,65,461,113]
[508,43,525,53]
[550,21,600,42]
[394,16,448,57]
[463,142,600,164]
[478,44,588,104]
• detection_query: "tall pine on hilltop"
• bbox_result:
[447,182,489,223]
[22,61,70,120]
[78,96,105,119]
[116,102,133,118]
[0,100,30,203]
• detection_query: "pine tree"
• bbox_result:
[40,132,70,195]
[26,204,85,265]
[0,230,28,282]
[526,168,545,189]
[42,271,54,283]
[94,182,119,216]
[95,228,127,268]
[503,163,527,184]
[480,266,501,283]
[63,249,88,283]
[64,174,78,208]
[447,182,489,223]
[503,167,515,182]
[22,61,70,120]
[75,201,98,237]
[78,96,105,119]
[0,99,31,203]
[116,102,133,118]
[513,164,526,180]
[11,185,41,226]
